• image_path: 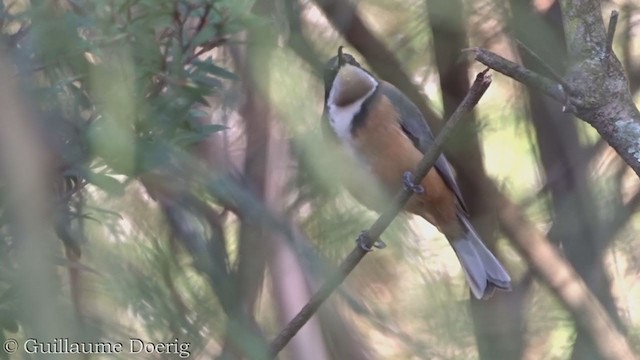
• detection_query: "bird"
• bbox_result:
[321,47,511,299]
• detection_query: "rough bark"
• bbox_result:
[510,1,623,358]
[560,0,640,176]
[474,0,640,176]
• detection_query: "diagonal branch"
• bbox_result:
[467,48,577,112]
[495,186,636,360]
[267,70,492,359]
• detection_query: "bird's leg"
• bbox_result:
[403,171,424,194]
[356,231,386,252]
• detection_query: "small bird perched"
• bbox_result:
[322,47,511,299]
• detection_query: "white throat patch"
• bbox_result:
[327,65,378,141]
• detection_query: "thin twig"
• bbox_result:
[267,70,493,358]
[195,4,212,36]
[184,3,212,53]
[466,48,580,113]
[185,37,228,64]
[515,39,571,91]
[605,10,619,59]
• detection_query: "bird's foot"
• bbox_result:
[403,171,424,194]
[356,231,386,252]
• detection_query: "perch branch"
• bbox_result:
[267,70,492,358]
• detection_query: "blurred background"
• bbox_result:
[0,0,639,359]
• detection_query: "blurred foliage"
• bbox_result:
[0,0,638,359]
[0,0,256,357]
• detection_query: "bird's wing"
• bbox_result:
[379,81,469,214]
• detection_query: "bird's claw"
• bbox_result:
[403,171,424,194]
[357,231,386,252]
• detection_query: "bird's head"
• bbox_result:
[323,47,377,107]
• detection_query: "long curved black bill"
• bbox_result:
[337,46,345,66]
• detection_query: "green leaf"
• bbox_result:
[188,108,210,119]
[192,75,223,90]
[87,173,126,197]
[190,27,218,49]
[173,122,227,147]
[175,132,210,146]
[181,85,211,106]
[197,124,227,134]
[193,58,238,80]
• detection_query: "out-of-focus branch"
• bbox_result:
[215,18,274,360]
[144,175,235,314]
[427,0,496,240]
[427,1,517,357]
[266,130,329,360]
[621,4,640,94]
[235,48,270,317]
[284,0,325,74]
[0,45,70,343]
[268,70,492,359]
[494,184,636,360]
[603,187,640,243]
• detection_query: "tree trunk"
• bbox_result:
[427,1,525,358]
[266,128,330,360]
[509,1,624,358]
[220,1,276,357]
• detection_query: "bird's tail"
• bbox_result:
[450,214,511,299]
